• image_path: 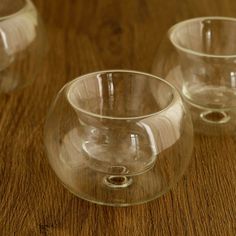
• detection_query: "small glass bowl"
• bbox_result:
[0,0,46,93]
[152,17,236,135]
[44,70,193,206]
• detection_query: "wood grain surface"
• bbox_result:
[0,0,236,235]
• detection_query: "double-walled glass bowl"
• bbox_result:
[0,0,46,93]
[44,70,193,206]
[153,17,236,135]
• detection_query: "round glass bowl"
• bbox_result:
[0,0,46,93]
[152,17,236,135]
[44,70,193,206]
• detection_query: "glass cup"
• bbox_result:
[152,17,236,135]
[0,0,46,93]
[44,70,193,206]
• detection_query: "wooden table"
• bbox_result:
[1,0,236,235]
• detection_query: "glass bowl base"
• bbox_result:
[200,110,231,124]
[185,102,236,136]
[54,164,174,206]
[103,175,133,189]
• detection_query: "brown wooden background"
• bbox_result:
[0,0,236,235]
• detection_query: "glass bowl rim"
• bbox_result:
[168,16,236,58]
[0,0,32,21]
[64,69,181,121]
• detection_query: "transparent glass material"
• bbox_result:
[44,70,193,206]
[0,0,46,93]
[152,17,236,135]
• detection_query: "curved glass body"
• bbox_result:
[152,17,236,135]
[44,70,193,206]
[0,0,46,93]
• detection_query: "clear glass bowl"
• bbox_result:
[0,0,46,93]
[44,70,193,206]
[152,17,236,135]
